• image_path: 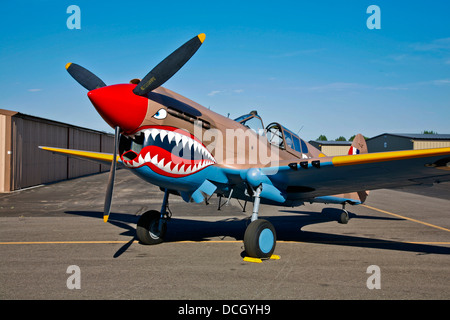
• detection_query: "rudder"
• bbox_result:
[348,133,369,203]
[348,133,368,155]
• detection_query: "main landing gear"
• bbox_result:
[136,186,278,261]
[136,189,170,245]
[243,185,277,260]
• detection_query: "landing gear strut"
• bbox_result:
[243,185,277,259]
[136,189,170,245]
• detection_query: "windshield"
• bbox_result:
[235,112,265,135]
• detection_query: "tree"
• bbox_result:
[422,130,437,134]
[335,136,347,141]
[317,135,328,141]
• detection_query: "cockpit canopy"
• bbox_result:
[234,111,265,136]
[235,111,310,158]
[265,122,309,155]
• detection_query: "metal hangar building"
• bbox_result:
[0,109,114,193]
[367,133,450,153]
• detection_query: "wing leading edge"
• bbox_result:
[40,145,450,206]
[332,147,450,167]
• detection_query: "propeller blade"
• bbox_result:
[133,33,205,96]
[66,62,107,91]
[103,126,120,223]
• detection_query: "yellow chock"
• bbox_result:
[243,257,262,263]
[243,255,280,263]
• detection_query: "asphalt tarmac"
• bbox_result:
[0,169,449,300]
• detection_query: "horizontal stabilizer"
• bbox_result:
[313,195,362,205]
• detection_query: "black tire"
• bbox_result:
[136,210,167,245]
[244,219,276,258]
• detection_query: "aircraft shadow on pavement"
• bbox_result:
[65,208,450,257]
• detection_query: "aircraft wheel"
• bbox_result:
[136,210,167,245]
[244,219,276,258]
[339,210,349,224]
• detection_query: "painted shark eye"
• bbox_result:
[153,108,167,120]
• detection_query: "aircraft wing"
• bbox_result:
[267,147,450,202]
[40,145,450,204]
[39,146,122,167]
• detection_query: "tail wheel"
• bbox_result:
[136,210,167,245]
[244,219,276,258]
[339,209,350,224]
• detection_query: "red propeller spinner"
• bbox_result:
[87,84,148,134]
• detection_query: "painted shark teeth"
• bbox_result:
[125,151,215,172]
[122,127,216,175]
[134,128,215,162]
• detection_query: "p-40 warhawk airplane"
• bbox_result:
[41,34,450,260]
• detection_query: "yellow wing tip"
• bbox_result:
[65,62,72,70]
[198,33,206,43]
[103,215,109,223]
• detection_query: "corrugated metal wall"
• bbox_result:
[367,135,413,152]
[0,113,11,192]
[321,145,351,156]
[308,141,352,156]
[100,134,115,172]
[12,117,68,189]
[413,140,450,150]
[8,112,114,191]
[67,127,101,179]
[368,135,450,152]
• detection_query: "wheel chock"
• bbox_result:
[243,256,262,263]
[243,254,280,263]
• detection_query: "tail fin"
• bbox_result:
[315,134,370,206]
[348,133,368,155]
[349,134,369,203]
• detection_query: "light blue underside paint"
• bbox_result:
[129,162,341,205]
[314,196,362,205]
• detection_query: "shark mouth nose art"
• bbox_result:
[119,126,216,177]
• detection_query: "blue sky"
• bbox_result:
[0,0,449,141]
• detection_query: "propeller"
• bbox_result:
[65,63,107,91]
[103,126,119,223]
[65,33,206,223]
[133,33,205,96]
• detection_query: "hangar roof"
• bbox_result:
[369,133,450,140]
[309,140,351,146]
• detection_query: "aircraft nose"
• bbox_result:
[87,84,148,134]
